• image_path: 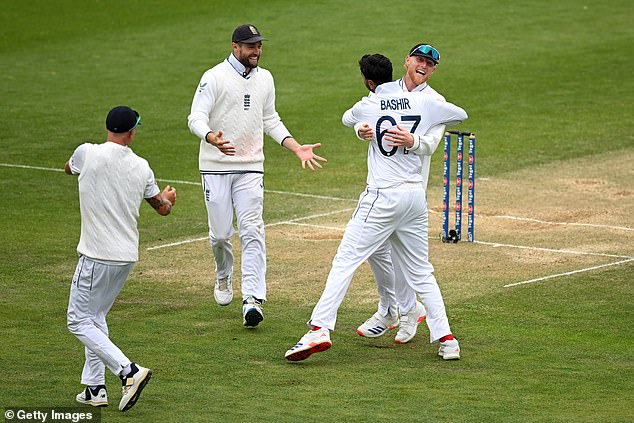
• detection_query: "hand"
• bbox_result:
[295,143,327,171]
[206,130,236,156]
[384,125,414,148]
[146,185,176,216]
[357,123,374,141]
[162,185,177,205]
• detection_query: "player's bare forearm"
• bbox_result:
[146,185,177,216]
[282,137,327,172]
[64,161,74,175]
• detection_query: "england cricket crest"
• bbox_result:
[244,94,251,111]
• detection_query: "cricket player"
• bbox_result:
[285,53,465,361]
[187,24,326,327]
[357,44,450,344]
[66,106,177,411]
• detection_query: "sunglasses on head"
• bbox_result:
[410,45,440,62]
[131,115,141,130]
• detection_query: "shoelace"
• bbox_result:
[217,278,229,291]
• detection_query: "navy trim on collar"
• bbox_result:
[399,78,428,92]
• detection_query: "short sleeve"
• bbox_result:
[144,168,160,199]
[68,144,89,174]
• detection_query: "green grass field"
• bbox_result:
[1,1,633,422]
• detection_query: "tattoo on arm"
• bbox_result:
[146,195,172,215]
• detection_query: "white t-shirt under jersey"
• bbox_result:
[342,82,467,189]
[68,142,159,262]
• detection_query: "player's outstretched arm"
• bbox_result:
[146,185,177,216]
[281,137,327,171]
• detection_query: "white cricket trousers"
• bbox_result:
[202,173,266,301]
[367,241,418,317]
[309,184,452,343]
[67,255,133,385]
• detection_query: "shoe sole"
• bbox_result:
[394,315,426,344]
[76,399,108,407]
[243,309,264,327]
[285,341,332,361]
[120,370,152,412]
[439,350,461,360]
[442,354,460,360]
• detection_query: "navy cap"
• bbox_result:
[106,106,141,133]
[232,24,267,43]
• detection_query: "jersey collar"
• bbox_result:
[398,77,428,92]
[227,53,258,79]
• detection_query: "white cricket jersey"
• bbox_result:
[342,82,467,189]
[69,142,160,262]
[188,54,292,174]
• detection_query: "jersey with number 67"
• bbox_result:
[342,82,467,189]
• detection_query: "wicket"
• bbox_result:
[441,131,476,243]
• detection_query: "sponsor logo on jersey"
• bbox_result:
[244,94,251,111]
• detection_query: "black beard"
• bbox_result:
[238,57,257,70]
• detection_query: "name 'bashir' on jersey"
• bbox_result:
[342,81,467,188]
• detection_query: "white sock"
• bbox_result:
[121,364,132,377]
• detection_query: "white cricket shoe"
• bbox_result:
[214,275,233,306]
[356,312,398,337]
[242,296,264,327]
[438,338,461,360]
[119,363,152,412]
[394,301,426,344]
[285,328,332,361]
[76,385,108,407]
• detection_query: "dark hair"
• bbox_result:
[358,54,393,86]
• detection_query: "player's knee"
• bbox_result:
[210,235,231,247]
[67,315,95,336]
[67,318,83,335]
[239,223,264,244]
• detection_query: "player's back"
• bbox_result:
[348,82,467,188]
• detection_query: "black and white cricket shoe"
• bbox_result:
[76,385,108,407]
[242,296,264,327]
[119,363,152,412]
